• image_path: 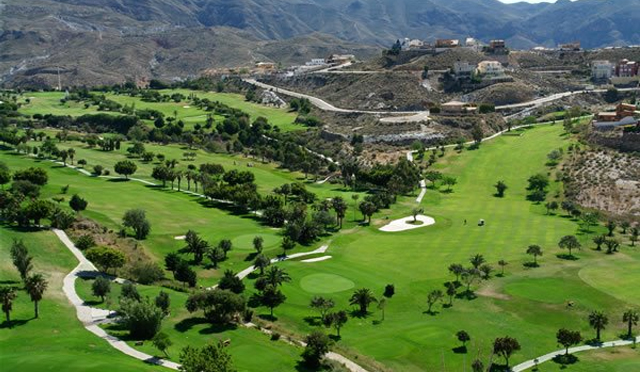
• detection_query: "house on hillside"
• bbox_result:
[327,54,355,65]
[436,39,459,48]
[476,60,505,78]
[453,61,476,77]
[441,101,478,115]
[255,62,276,72]
[485,40,507,54]
[591,60,614,81]
[593,103,640,130]
[616,59,639,77]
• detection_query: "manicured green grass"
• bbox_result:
[0,226,161,372]
[233,125,640,371]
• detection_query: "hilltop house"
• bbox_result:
[436,39,459,48]
[441,101,478,115]
[255,62,276,72]
[559,41,581,51]
[476,60,505,78]
[616,59,639,77]
[453,61,476,77]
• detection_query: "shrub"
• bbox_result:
[384,284,395,298]
[129,261,164,284]
[271,332,281,341]
[119,297,164,339]
[93,165,104,176]
[75,234,96,250]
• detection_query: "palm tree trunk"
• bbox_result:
[628,322,632,338]
[597,328,601,341]
[34,301,39,318]
[4,310,9,323]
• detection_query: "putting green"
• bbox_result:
[299,273,356,294]
[231,233,281,251]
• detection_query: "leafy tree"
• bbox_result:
[527,173,549,192]
[631,228,639,247]
[179,342,236,372]
[25,273,48,318]
[122,209,151,240]
[258,285,286,317]
[446,282,457,306]
[493,336,521,367]
[323,310,348,337]
[593,235,607,251]
[301,331,331,368]
[620,221,630,234]
[152,332,172,357]
[359,201,377,224]
[471,359,484,372]
[152,165,171,187]
[218,239,233,259]
[69,194,88,213]
[0,287,17,323]
[114,160,137,179]
[174,260,197,287]
[206,246,225,269]
[25,199,55,225]
[75,235,95,250]
[164,252,182,274]
[588,310,608,341]
[580,212,598,232]
[526,245,543,265]
[494,181,507,197]
[120,282,141,302]
[545,201,559,214]
[424,170,442,188]
[461,269,480,295]
[13,167,48,185]
[456,330,471,348]
[252,236,264,254]
[218,270,245,294]
[253,254,271,275]
[442,176,457,192]
[10,239,33,282]
[310,296,335,320]
[471,125,483,144]
[556,328,582,355]
[86,247,126,274]
[426,289,443,313]
[604,239,620,254]
[606,221,617,237]
[92,276,111,302]
[479,264,493,279]
[281,236,296,256]
[558,235,581,257]
[119,297,164,339]
[411,207,423,222]
[155,291,171,315]
[349,288,377,314]
[93,164,104,176]
[186,289,245,324]
[623,309,639,339]
[0,161,11,189]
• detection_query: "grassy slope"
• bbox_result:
[18,90,301,132]
[536,347,640,371]
[0,227,160,372]
[237,125,640,371]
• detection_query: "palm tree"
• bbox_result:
[498,260,508,275]
[588,310,609,341]
[526,245,543,265]
[470,254,485,269]
[25,274,48,318]
[0,287,17,324]
[623,310,639,339]
[264,266,291,287]
[332,197,348,228]
[184,230,209,264]
[349,288,377,314]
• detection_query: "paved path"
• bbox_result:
[406,151,427,203]
[496,87,640,111]
[512,336,640,371]
[54,229,181,370]
[243,78,429,119]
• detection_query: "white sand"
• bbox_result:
[301,256,332,263]
[174,235,186,240]
[379,215,435,232]
[183,105,190,108]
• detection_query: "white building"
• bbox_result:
[306,58,327,66]
[591,60,614,80]
[453,61,476,76]
[476,60,505,77]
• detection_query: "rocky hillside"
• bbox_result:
[2,0,640,87]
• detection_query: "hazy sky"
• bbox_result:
[499,0,559,3]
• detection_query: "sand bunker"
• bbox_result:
[379,215,435,232]
[301,256,332,263]
[174,235,186,240]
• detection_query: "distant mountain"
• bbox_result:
[1,0,639,87]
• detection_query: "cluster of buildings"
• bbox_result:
[591,59,639,84]
[401,37,507,54]
[253,54,356,76]
[593,103,640,131]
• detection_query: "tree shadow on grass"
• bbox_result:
[452,345,467,354]
[523,262,540,268]
[174,317,208,333]
[488,364,511,372]
[107,178,130,183]
[0,319,31,329]
[556,254,579,261]
[455,291,478,301]
[422,310,439,316]
[303,316,322,327]
[348,310,370,319]
[552,354,579,366]
[257,314,278,322]
[0,280,20,285]
[245,252,258,262]
[199,323,238,335]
